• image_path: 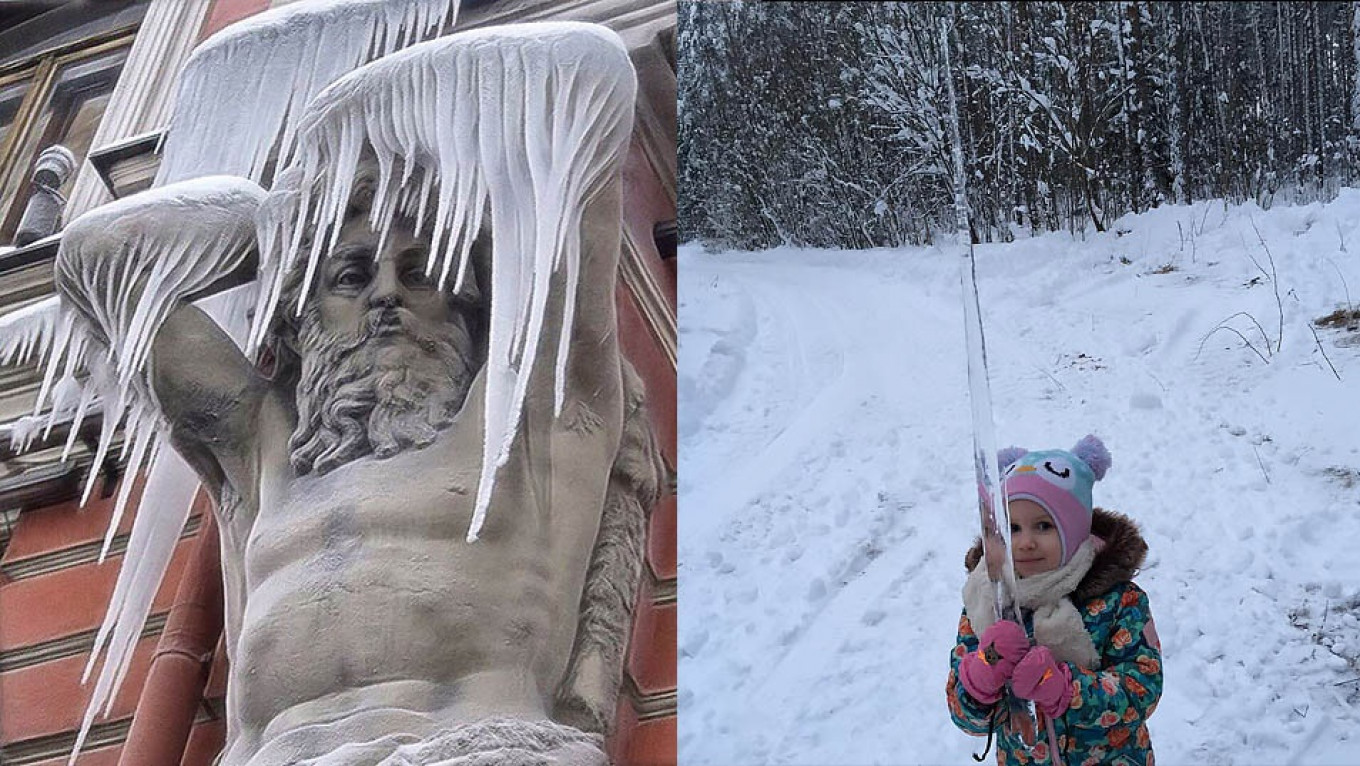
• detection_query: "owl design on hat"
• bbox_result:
[999,435,1112,565]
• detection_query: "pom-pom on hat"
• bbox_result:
[1000,435,1111,565]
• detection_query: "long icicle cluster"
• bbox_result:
[56,3,463,760]
[155,0,459,187]
[50,177,265,762]
[252,21,638,542]
[0,11,639,764]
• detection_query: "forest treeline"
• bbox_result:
[679,1,1360,250]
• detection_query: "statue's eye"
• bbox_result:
[335,267,368,288]
[1043,461,1071,479]
[402,268,434,288]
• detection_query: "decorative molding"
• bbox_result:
[0,460,78,510]
[0,56,58,197]
[0,717,132,766]
[619,226,677,369]
[651,576,676,606]
[633,689,678,722]
[0,512,201,582]
[87,129,162,198]
[63,0,214,221]
[628,32,677,207]
[0,31,139,236]
[0,232,58,277]
[620,676,677,722]
[0,25,140,79]
[0,612,169,673]
[0,705,216,764]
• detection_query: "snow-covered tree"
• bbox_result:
[679,0,1360,250]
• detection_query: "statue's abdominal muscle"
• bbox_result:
[233,433,578,737]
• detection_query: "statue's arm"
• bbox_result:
[554,361,667,734]
[148,304,268,467]
[51,181,269,484]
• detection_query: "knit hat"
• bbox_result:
[999,435,1111,565]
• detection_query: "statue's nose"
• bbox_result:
[368,261,403,308]
[370,292,401,309]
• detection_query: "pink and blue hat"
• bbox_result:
[999,435,1112,565]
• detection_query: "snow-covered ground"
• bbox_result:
[678,193,1360,765]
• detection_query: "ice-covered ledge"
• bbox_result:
[86,130,163,200]
[459,0,671,49]
[79,0,673,204]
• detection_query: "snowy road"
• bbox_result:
[678,196,1360,765]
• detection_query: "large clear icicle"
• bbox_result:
[942,20,1040,753]
[155,0,459,188]
[253,22,637,543]
[71,446,200,763]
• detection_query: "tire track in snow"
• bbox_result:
[706,262,973,761]
[682,267,854,546]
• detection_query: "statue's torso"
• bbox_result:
[222,393,604,762]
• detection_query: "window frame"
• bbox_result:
[0,26,138,242]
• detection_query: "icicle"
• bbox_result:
[79,398,119,508]
[156,0,459,189]
[5,415,45,453]
[42,323,88,440]
[0,295,60,367]
[42,179,264,763]
[101,411,156,562]
[61,384,97,462]
[55,179,263,510]
[251,23,637,543]
[71,445,199,766]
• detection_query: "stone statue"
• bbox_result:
[49,23,661,766]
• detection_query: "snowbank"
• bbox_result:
[679,193,1360,764]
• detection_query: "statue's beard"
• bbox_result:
[289,306,477,476]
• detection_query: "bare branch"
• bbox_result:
[1196,324,1272,365]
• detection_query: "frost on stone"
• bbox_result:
[252,21,638,542]
[155,0,459,187]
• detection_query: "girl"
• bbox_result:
[946,435,1162,766]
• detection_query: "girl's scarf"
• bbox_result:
[962,537,1103,669]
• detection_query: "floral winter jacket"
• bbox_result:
[946,509,1162,766]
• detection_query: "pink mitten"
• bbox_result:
[1011,645,1075,717]
[959,620,1030,704]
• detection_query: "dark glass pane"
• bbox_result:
[0,45,126,244]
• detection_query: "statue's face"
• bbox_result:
[315,213,476,356]
[285,206,485,476]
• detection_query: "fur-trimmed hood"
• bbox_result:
[964,508,1148,604]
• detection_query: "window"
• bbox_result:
[0,26,138,245]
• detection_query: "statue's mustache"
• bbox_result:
[291,300,477,476]
[338,306,449,355]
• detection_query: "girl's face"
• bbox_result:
[1009,499,1063,577]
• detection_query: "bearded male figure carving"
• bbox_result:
[50,23,662,766]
